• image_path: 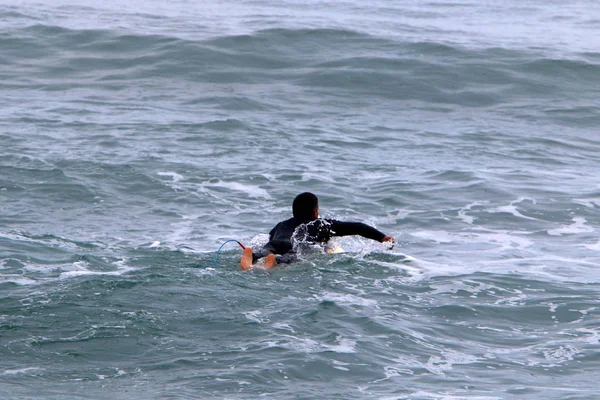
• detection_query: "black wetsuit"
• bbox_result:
[254,217,386,263]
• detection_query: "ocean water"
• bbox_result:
[1,0,600,398]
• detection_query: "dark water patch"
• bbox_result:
[407,40,474,58]
[0,7,40,21]
[509,147,577,167]
[297,68,500,106]
[76,32,179,54]
[0,151,52,171]
[0,30,54,60]
[312,52,508,95]
[409,170,513,204]
[525,135,600,153]
[424,1,474,7]
[192,118,249,132]
[1,231,103,254]
[207,27,383,57]
[182,95,272,111]
[423,169,478,182]
[5,26,300,84]
[300,43,598,104]
[516,135,600,166]
[2,116,71,127]
[298,50,520,106]
[177,121,255,145]
[49,161,178,203]
[516,57,600,88]
[1,25,198,79]
[544,105,600,128]
[581,51,600,62]
[428,304,478,319]
[0,164,99,204]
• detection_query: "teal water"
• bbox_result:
[1,1,600,399]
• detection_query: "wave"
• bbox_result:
[2,24,599,107]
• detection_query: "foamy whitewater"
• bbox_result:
[1,0,599,399]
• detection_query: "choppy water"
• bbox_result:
[1,1,600,399]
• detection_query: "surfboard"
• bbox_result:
[325,245,345,254]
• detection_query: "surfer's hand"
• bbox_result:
[382,236,395,249]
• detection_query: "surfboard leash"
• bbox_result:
[203,239,246,268]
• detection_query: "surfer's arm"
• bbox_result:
[328,220,389,242]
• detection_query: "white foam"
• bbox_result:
[266,334,356,354]
[482,323,596,370]
[15,258,135,284]
[301,171,336,183]
[59,270,126,279]
[430,280,496,297]
[548,216,595,236]
[488,197,538,220]
[243,310,269,324]
[425,350,481,375]
[583,240,600,250]
[332,365,350,371]
[201,180,271,199]
[269,335,319,353]
[59,259,134,280]
[164,214,201,248]
[376,350,482,387]
[0,276,38,286]
[2,367,42,375]
[314,291,379,309]
[326,336,357,354]
[400,392,501,400]
[574,327,600,345]
[493,289,527,307]
[489,204,536,220]
[456,253,600,284]
[271,322,295,332]
[0,231,83,251]
[411,229,534,252]
[457,201,489,225]
[373,354,421,382]
[541,345,579,366]
[573,198,600,208]
[411,230,455,244]
[260,173,277,181]
[366,256,421,278]
[157,171,184,182]
[189,267,216,276]
[248,234,269,248]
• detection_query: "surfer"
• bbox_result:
[241,192,395,270]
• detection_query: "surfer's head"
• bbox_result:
[293,192,319,220]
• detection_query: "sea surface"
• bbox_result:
[1,0,600,399]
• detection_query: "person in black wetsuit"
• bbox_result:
[240,192,395,270]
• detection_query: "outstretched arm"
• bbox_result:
[329,220,394,247]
